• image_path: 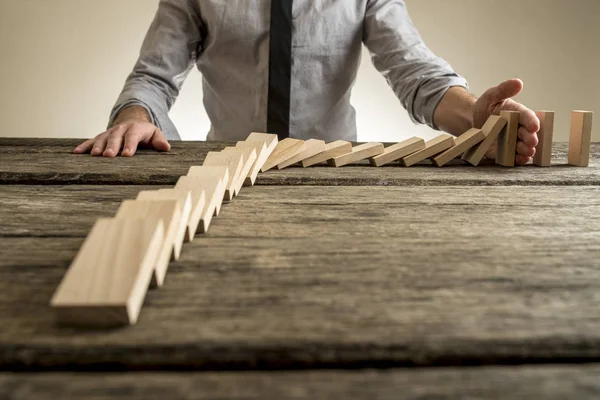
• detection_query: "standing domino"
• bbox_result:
[495,111,519,167]
[568,111,593,167]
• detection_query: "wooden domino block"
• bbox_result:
[177,176,220,234]
[159,180,207,239]
[328,143,384,167]
[568,110,593,167]
[186,166,229,216]
[50,218,164,327]
[532,111,555,167]
[431,128,485,167]
[236,140,269,186]
[224,146,257,195]
[462,115,507,166]
[203,151,244,201]
[246,132,279,154]
[400,134,455,167]
[301,140,352,167]
[261,138,305,172]
[136,189,192,257]
[116,199,181,287]
[369,137,426,167]
[278,139,326,169]
[495,111,519,167]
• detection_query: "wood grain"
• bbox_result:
[2,185,600,369]
[0,141,598,186]
[2,365,600,399]
[50,218,164,327]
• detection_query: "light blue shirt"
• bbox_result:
[111,0,468,141]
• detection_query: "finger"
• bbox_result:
[516,154,532,166]
[151,128,171,152]
[73,138,95,154]
[516,106,540,134]
[121,128,144,157]
[481,78,523,104]
[518,126,538,148]
[103,126,127,158]
[517,140,536,158]
[91,132,110,156]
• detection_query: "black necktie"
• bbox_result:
[267,0,294,140]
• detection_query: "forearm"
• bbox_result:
[112,105,152,127]
[433,87,477,136]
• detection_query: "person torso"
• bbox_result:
[194,0,368,141]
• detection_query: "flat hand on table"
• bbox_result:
[73,105,171,157]
[473,79,540,165]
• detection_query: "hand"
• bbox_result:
[73,107,171,157]
[473,79,540,165]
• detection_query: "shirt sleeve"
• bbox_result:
[363,0,469,130]
[108,0,204,139]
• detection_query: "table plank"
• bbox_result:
[2,365,600,399]
[0,141,598,186]
[1,186,599,369]
[1,184,600,237]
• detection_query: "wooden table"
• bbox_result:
[1,138,600,399]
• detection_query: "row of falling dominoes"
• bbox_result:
[265,110,593,169]
[50,132,278,328]
[50,110,593,328]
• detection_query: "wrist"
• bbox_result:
[434,86,476,136]
[112,105,152,127]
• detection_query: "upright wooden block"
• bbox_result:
[301,140,352,167]
[532,111,555,167]
[186,166,229,216]
[236,140,269,186]
[369,137,426,167]
[246,132,279,154]
[116,199,181,287]
[495,111,519,167]
[224,146,257,195]
[431,128,485,167]
[328,143,384,167]
[50,218,164,327]
[568,110,593,167]
[261,138,305,172]
[462,115,508,166]
[278,139,326,169]
[400,134,455,167]
[136,189,192,257]
[203,151,244,201]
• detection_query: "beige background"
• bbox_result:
[0,0,598,142]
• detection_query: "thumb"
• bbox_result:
[151,128,171,152]
[482,78,524,104]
